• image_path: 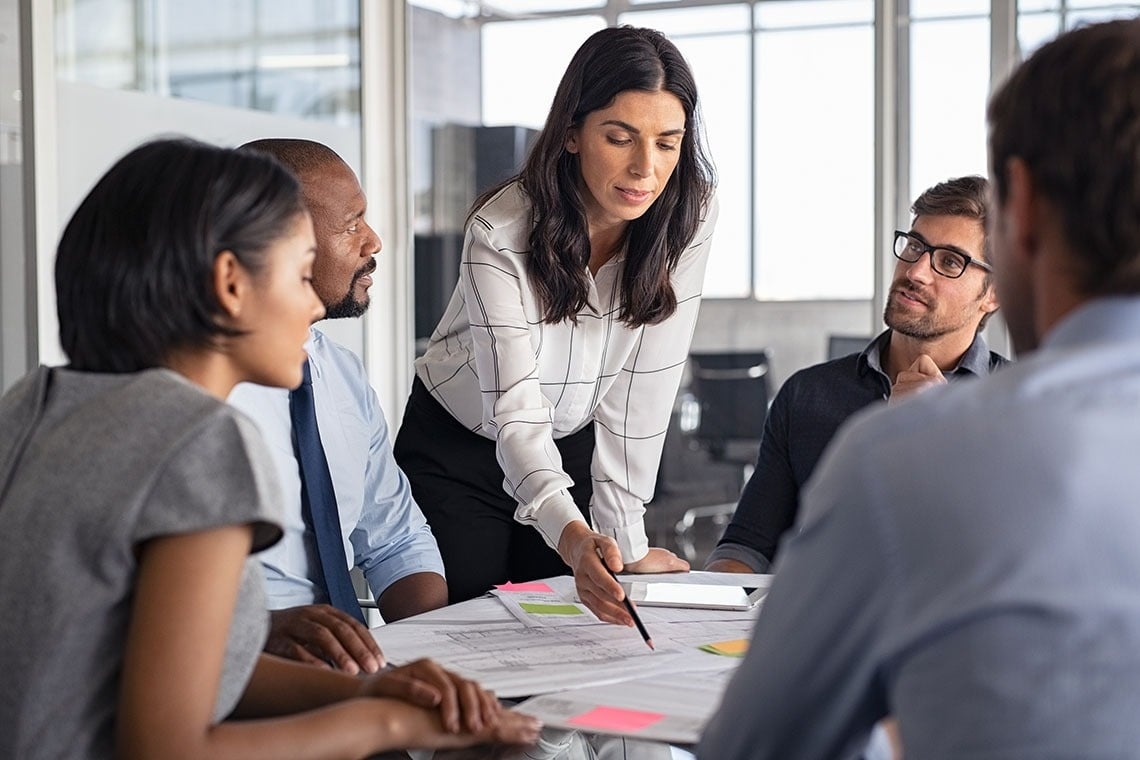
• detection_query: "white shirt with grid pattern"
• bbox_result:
[414,182,718,562]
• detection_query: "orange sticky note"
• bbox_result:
[699,638,749,657]
[568,706,664,733]
[495,581,555,593]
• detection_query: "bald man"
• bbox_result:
[230,139,446,675]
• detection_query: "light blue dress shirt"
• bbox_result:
[229,327,444,612]
[699,297,1140,760]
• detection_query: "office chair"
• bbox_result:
[827,334,873,361]
[672,350,772,562]
[687,350,771,466]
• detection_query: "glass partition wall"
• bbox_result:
[408,0,1138,354]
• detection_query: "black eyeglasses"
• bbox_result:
[893,231,993,279]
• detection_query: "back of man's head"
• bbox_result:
[988,19,1140,296]
[240,138,344,183]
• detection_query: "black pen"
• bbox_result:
[603,562,655,651]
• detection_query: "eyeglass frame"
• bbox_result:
[892,230,993,279]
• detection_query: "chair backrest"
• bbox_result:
[687,350,771,460]
[827,334,872,361]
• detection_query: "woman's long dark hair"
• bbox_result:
[469,26,715,327]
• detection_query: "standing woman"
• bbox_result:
[0,138,538,759]
[395,26,718,624]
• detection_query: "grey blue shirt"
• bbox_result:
[230,327,444,610]
[699,297,1140,760]
[0,368,282,759]
[707,329,1007,572]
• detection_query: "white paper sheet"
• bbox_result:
[491,587,604,628]
[614,570,774,588]
[514,668,739,745]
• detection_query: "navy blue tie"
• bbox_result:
[289,361,366,624]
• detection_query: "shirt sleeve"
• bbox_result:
[135,409,283,553]
[710,379,798,570]
[590,195,719,561]
[697,419,895,760]
[459,218,585,552]
[349,371,446,599]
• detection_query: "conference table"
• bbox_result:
[369,571,771,748]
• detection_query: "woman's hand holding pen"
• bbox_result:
[559,523,631,625]
[558,523,689,625]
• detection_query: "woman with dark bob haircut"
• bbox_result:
[396,26,719,624]
[0,138,539,759]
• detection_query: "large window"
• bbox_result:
[1018,0,1140,56]
[410,0,1140,305]
[616,5,753,298]
[752,2,873,300]
[474,1,876,300]
[908,3,990,198]
[482,15,606,128]
[54,0,361,123]
[479,2,876,300]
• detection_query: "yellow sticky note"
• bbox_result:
[699,638,749,657]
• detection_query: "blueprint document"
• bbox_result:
[370,591,757,699]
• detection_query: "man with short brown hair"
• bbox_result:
[708,175,1006,574]
[700,19,1140,760]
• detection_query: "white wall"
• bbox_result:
[48,81,365,362]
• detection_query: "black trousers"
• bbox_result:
[394,378,594,603]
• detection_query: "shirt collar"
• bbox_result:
[857,328,993,379]
[1041,296,1140,351]
[857,330,891,379]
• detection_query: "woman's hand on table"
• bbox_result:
[359,658,504,735]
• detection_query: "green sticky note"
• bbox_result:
[520,602,584,616]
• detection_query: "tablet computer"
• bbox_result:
[621,581,766,611]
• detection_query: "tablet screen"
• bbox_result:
[622,582,766,610]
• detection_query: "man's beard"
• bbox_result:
[324,264,374,319]
[884,277,989,340]
[885,304,945,339]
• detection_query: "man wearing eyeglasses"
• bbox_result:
[706,175,1007,576]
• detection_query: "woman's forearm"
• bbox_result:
[231,654,364,719]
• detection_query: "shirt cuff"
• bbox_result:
[595,521,649,565]
[523,490,589,554]
[704,542,771,573]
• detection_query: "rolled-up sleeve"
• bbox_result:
[351,386,446,597]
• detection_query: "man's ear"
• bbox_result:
[213,250,247,322]
[980,279,1000,316]
[1002,157,1040,266]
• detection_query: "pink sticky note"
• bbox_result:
[567,706,664,733]
[495,581,555,593]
